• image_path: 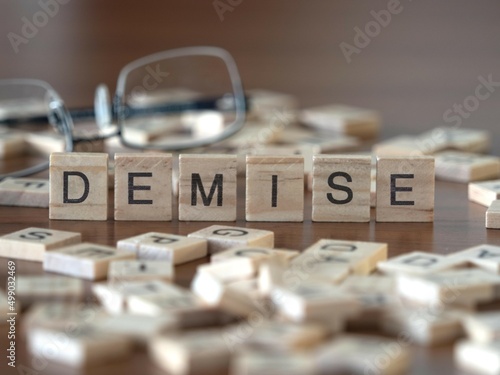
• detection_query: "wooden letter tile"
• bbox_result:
[108,260,173,282]
[178,154,237,221]
[44,242,135,280]
[231,351,316,375]
[0,178,49,207]
[377,251,463,275]
[487,200,500,229]
[376,156,435,222]
[463,312,500,343]
[27,326,132,367]
[16,276,84,302]
[188,225,274,254]
[435,151,500,182]
[469,179,500,207]
[450,244,500,273]
[211,246,298,266]
[114,153,172,221]
[117,232,207,265]
[0,131,25,159]
[455,340,500,375]
[246,155,304,222]
[0,227,81,262]
[49,152,108,220]
[312,155,371,222]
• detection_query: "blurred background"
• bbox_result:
[1,0,500,142]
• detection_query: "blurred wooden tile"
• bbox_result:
[450,244,500,273]
[117,232,207,264]
[108,260,174,282]
[301,104,380,139]
[0,227,81,262]
[382,307,464,345]
[469,179,500,207]
[258,257,287,296]
[0,177,49,207]
[211,246,298,266]
[455,340,500,375]
[288,252,350,284]
[246,155,304,222]
[246,89,298,122]
[373,135,434,156]
[150,330,231,375]
[487,200,500,229]
[44,243,135,280]
[377,251,463,275]
[231,350,317,375]
[396,268,500,306]
[435,151,500,182]
[179,154,237,221]
[92,313,178,346]
[0,131,25,159]
[188,225,274,254]
[429,127,490,153]
[463,312,500,343]
[16,276,83,303]
[49,152,108,220]
[271,280,359,323]
[114,153,172,221]
[27,326,132,367]
[92,280,176,315]
[316,335,411,375]
[304,239,388,275]
[312,155,371,222]
[376,156,435,222]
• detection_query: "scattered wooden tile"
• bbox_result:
[44,242,135,280]
[178,154,237,221]
[396,268,500,306]
[0,177,49,207]
[455,340,500,375]
[121,117,184,144]
[382,307,465,345]
[377,251,463,275]
[315,335,411,375]
[271,280,359,324]
[150,330,231,375]
[211,246,298,266]
[198,258,257,283]
[469,179,500,207]
[301,104,380,139]
[114,153,172,221]
[117,232,207,264]
[127,285,226,328]
[49,152,108,220]
[188,225,274,255]
[0,131,25,159]
[16,276,83,305]
[231,350,317,375]
[246,155,304,222]
[429,127,491,153]
[92,313,178,345]
[92,280,176,315]
[373,135,435,156]
[435,151,500,183]
[451,244,500,273]
[303,239,388,275]
[0,227,81,262]
[487,201,500,229]
[232,320,327,352]
[108,260,174,282]
[463,312,500,343]
[312,155,371,222]
[287,251,350,284]
[258,257,287,296]
[25,130,66,154]
[376,156,435,222]
[27,326,132,367]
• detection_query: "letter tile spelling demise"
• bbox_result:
[114,153,172,221]
[312,155,371,222]
[179,154,237,221]
[49,152,108,220]
[246,155,304,222]
[376,156,435,222]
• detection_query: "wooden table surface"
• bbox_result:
[2,1,500,374]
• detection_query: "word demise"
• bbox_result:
[49,153,435,223]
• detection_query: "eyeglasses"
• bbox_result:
[0,46,246,180]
